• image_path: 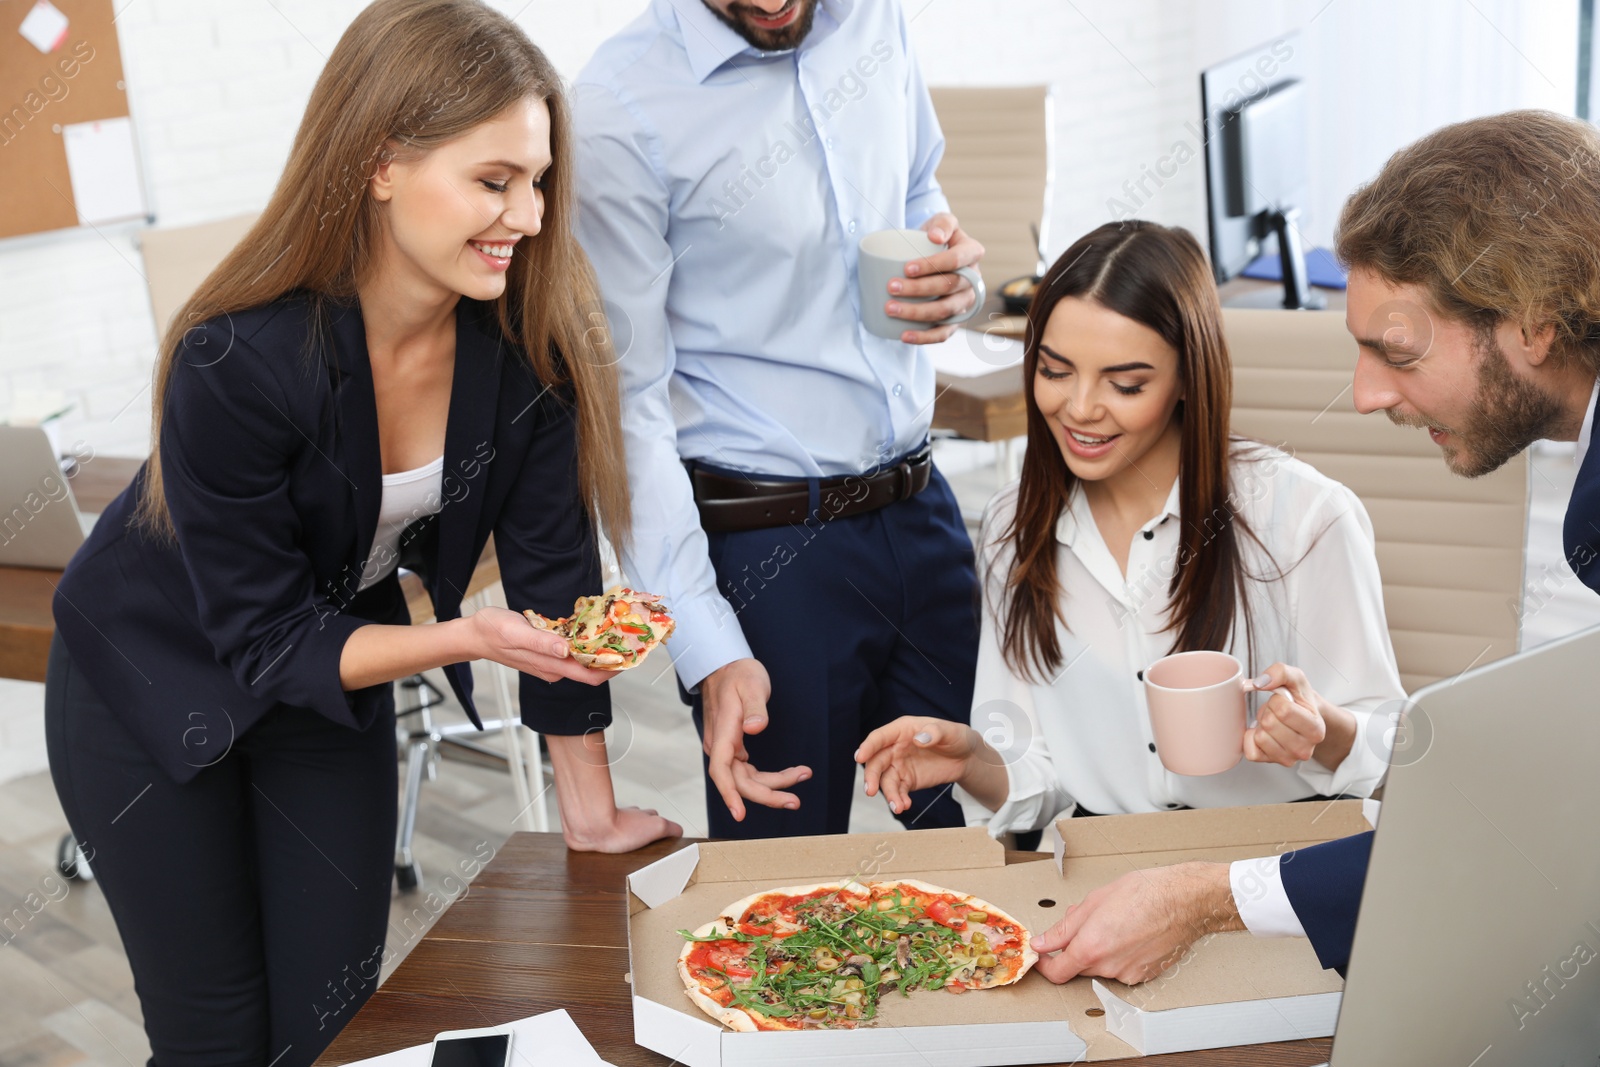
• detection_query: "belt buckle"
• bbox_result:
[896,459,913,500]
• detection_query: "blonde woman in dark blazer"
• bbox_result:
[45,3,677,1063]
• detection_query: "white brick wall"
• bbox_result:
[0,0,1577,782]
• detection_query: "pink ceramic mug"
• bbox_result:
[1143,650,1251,776]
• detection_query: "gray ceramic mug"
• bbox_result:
[857,228,986,340]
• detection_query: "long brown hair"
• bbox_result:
[138,0,630,550]
[1000,221,1262,681]
[1336,109,1600,376]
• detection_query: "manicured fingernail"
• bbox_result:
[799,769,810,780]
[786,801,798,810]
[886,302,900,314]
[914,731,932,744]
[888,280,902,293]
[906,263,921,275]
[744,716,762,729]
[1251,673,1272,688]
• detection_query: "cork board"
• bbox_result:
[0,0,140,239]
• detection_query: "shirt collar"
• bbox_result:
[663,0,853,83]
[1055,476,1182,547]
[1576,377,1600,469]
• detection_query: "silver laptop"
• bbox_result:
[1324,623,1600,1063]
[0,425,93,568]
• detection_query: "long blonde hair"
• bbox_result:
[139,0,630,550]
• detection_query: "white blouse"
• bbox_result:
[357,455,445,592]
[956,442,1405,835]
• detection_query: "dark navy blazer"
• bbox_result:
[1280,395,1600,975]
[53,290,607,784]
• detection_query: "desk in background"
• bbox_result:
[0,455,142,682]
[313,833,1333,1067]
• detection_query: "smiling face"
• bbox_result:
[367,96,551,305]
[701,0,818,50]
[1345,267,1568,477]
[1032,296,1184,487]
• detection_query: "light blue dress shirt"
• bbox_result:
[573,0,952,689]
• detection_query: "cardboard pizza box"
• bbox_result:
[625,801,1374,1066]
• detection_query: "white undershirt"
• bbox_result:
[357,455,445,591]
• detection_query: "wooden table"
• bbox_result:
[314,833,1332,1067]
[0,455,142,682]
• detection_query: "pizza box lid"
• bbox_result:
[624,803,1372,1066]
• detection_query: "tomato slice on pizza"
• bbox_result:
[677,878,1037,1032]
[523,587,675,670]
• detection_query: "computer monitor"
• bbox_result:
[1201,35,1324,310]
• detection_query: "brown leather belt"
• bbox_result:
[690,446,934,533]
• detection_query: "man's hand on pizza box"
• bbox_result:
[701,657,812,822]
[1029,862,1245,985]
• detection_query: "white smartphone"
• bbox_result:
[429,1025,513,1067]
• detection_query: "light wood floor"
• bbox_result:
[1,443,1594,1065]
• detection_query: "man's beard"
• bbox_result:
[1388,327,1564,478]
[705,0,818,51]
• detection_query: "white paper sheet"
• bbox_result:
[19,0,69,53]
[62,117,147,225]
[338,1009,616,1067]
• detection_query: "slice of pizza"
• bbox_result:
[676,878,1036,1032]
[522,587,675,671]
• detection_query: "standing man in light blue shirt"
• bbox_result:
[574,0,986,838]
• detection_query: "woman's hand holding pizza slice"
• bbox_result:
[468,605,616,685]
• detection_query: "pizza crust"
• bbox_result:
[715,878,868,927]
[678,920,759,1032]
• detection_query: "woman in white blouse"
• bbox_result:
[855,221,1404,832]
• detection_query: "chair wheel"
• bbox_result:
[58,833,92,881]
[395,862,420,891]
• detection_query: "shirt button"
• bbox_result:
[847,219,857,234]
[892,383,903,397]
[826,137,836,150]
[1148,743,1157,753]
[1142,530,1155,540]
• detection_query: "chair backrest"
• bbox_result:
[136,212,260,335]
[927,85,1052,289]
[1223,307,1529,692]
